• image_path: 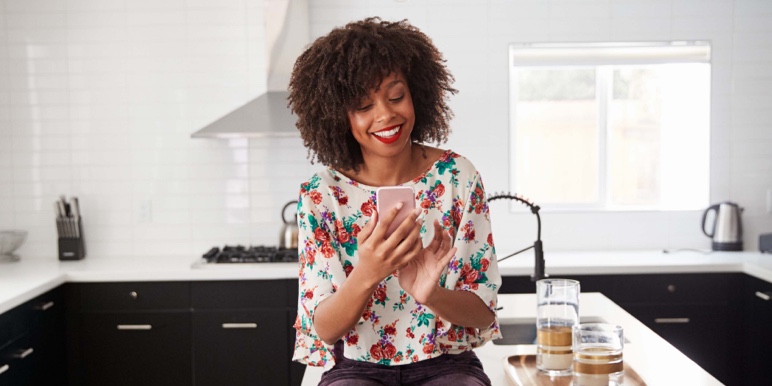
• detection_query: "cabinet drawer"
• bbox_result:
[80,282,190,311]
[0,334,35,386]
[27,286,65,340]
[612,273,736,304]
[0,307,28,351]
[80,311,192,386]
[192,280,289,309]
[625,304,735,384]
[193,309,289,385]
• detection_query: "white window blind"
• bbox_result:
[510,41,711,66]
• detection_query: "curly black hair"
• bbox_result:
[288,17,457,172]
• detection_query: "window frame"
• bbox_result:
[508,41,711,212]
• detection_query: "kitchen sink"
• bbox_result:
[494,316,608,345]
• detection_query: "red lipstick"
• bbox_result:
[372,125,402,144]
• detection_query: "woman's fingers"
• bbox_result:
[372,201,405,240]
[424,219,444,254]
[384,207,422,246]
[358,211,378,243]
[440,246,457,268]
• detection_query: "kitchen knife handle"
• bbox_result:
[117,324,152,330]
[14,348,34,359]
[222,323,258,329]
[654,318,690,324]
[755,291,771,301]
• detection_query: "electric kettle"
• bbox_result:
[701,201,743,251]
[279,201,299,250]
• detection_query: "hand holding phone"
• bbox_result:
[376,186,416,238]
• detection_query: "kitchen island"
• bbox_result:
[300,292,723,386]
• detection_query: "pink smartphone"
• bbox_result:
[376,186,416,238]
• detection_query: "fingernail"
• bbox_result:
[413,208,421,216]
[395,202,404,210]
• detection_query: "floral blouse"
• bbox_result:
[292,150,502,370]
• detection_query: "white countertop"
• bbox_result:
[301,293,723,386]
[1,250,771,315]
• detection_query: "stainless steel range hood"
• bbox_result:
[191,0,308,139]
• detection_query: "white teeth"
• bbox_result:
[373,126,400,138]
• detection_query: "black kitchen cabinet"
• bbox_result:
[80,311,192,386]
[0,286,66,386]
[743,275,772,386]
[193,310,288,385]
[72,282,192,386]
[191,280,300,386]
[609,273,742,386]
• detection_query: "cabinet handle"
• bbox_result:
[14,348,34,359]
[38,301,55,311]
[222,323,258,329]
[0,364,9,375]
[755,291,771,301]
[117,324,152,330]
[654,318,690,324]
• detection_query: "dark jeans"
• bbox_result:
[318,342,491,386]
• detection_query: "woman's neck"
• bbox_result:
[350,143,426,187]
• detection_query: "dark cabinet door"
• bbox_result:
[743,275,772,386]
[193,309,289,386]
[80,311,192,386]
[28,286,67,386]
[0,334,35,386]
[624,304,733,383]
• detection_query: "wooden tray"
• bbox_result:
[503,355,646,386]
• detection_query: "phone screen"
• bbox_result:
[376,186,416,238]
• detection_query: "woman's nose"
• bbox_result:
[375,102,395,123]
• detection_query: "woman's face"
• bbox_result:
[347,72,416,160]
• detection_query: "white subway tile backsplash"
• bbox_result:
[125,0,184,11]
[126,10,185,26]
[673,0,734,17]
[65,11,126,28]
[66,0,125,12]
[734,0,772,16]
[4,12,67,28]
[611,17,672,40]
[611,0,671,18]
[5,0,66,13]
[125,26,185,42]
[6,27,67,43]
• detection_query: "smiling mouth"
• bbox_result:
[372,125,402,144]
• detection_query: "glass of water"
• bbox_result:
[535,278,580,376]
[573,323,624,386]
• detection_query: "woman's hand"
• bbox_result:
[354,203,424,288]
[397,219,457,305]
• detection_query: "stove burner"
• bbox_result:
[202,245,298,264]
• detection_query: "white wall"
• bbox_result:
[1,0,770,259]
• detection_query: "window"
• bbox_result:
[509,42,711,211]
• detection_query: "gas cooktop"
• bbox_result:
[192,245,298,268]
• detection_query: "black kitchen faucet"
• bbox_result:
[487,193,546,282]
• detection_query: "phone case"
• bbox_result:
[376,186,416,238]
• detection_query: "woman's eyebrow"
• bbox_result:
[386,79,405,89]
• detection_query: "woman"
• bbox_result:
[289,17,501,386]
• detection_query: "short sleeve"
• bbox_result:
[439,171,502,349]
[292,182,339,368]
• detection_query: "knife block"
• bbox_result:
[58,219,86,261]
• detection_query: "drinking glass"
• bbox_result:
[535,278,580,376]
[573,323,624,386]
